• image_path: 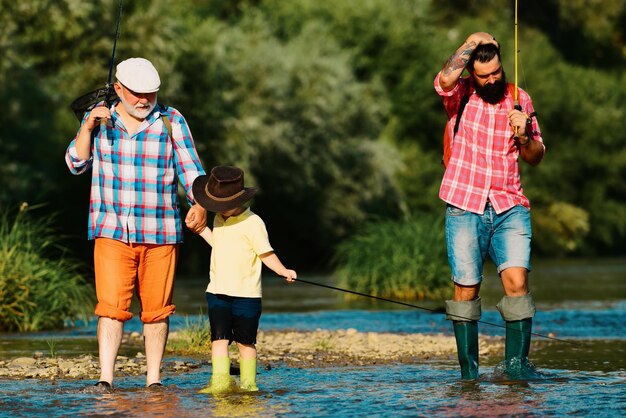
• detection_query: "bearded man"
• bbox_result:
[65,57,206,389]
[434,32,545,379]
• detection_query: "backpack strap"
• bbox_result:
[442,83,471,167]
[452,94,470,138]
[161,113,173,141]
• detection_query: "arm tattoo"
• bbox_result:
[443,41,476,76]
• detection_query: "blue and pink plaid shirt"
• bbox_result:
[435,73,544,215]
[65,102,205,244]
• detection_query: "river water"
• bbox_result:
[1,258,625,416]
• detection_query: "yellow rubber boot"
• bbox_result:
[198,355,234,394]
[239,357,258,392]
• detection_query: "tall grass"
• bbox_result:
[0,203,93,332]
[166,314,212,354]
[333,214,451,301]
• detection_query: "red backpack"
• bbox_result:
[442,83,517,167]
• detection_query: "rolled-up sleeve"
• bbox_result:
[65,137,93,174]
[434,72,466,118]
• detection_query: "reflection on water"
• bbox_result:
[532,339,626,372]
[1,364,624,417]
[434,380,548,416]
[82,388,185,416]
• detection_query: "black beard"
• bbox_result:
[475,72,507,104]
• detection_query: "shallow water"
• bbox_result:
[1,364,625,417]
[1,258,625,416]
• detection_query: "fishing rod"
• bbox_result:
[70,0,124,121]
[104,0,124,103]
[513,0,521,140]
[288,277,581,346]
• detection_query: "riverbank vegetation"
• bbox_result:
[334,214,450,300]
[0,205,93,332]
[166,315,212,355]
[1,0,624,313]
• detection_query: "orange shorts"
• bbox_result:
[94,238,179,323]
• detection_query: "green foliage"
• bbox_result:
[333,214,451,301]
[1,0,625,274]
[258,0,443,144]
[394,142,448,214]
[171,10,403,264]
[520,32,626,253]
[313,337,334,351]
[0,204,93,332]
[166,314,212,354]
[46,339,58,359]
[431,0,626,68]
[532,202,590,255]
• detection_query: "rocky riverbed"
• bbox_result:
[0,329,504,380]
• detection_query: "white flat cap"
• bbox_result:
[116,58,160,93]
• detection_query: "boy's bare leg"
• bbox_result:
[97,317,124,385]
[144,318,169,386]
[237,343,257,359]
[212,339,229,356]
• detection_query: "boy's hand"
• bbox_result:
[283,269,297,283]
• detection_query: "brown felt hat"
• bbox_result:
[193,166,257,212]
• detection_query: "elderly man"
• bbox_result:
[66,57,206,389]
[435,32,545,379]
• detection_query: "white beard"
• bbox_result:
[119,95,156,119]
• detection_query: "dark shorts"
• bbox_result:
[205,292,262,345]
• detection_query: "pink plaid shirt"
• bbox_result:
[435,73,544,214]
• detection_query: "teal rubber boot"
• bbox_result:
[198,355,234,394]
[239,357,259,392]
[505,318,532,363]
[452,321,479,380]
[496,294,537,379]
[446,298,481,380]
[503,318,539,379]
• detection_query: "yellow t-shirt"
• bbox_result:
[206,208,273,298]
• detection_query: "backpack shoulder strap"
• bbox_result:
[161,111,173,141]
[507,82,517,97]
[452,93,470,137]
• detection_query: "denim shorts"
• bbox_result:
[445,203,531,286]
[205,292,262,344]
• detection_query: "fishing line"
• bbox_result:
[289,277,582,346]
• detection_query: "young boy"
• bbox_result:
[191,165,297,393]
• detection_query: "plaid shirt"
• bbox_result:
[435,73,544,214]
[65,103,205,244]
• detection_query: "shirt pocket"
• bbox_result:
[95,124,118,162]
